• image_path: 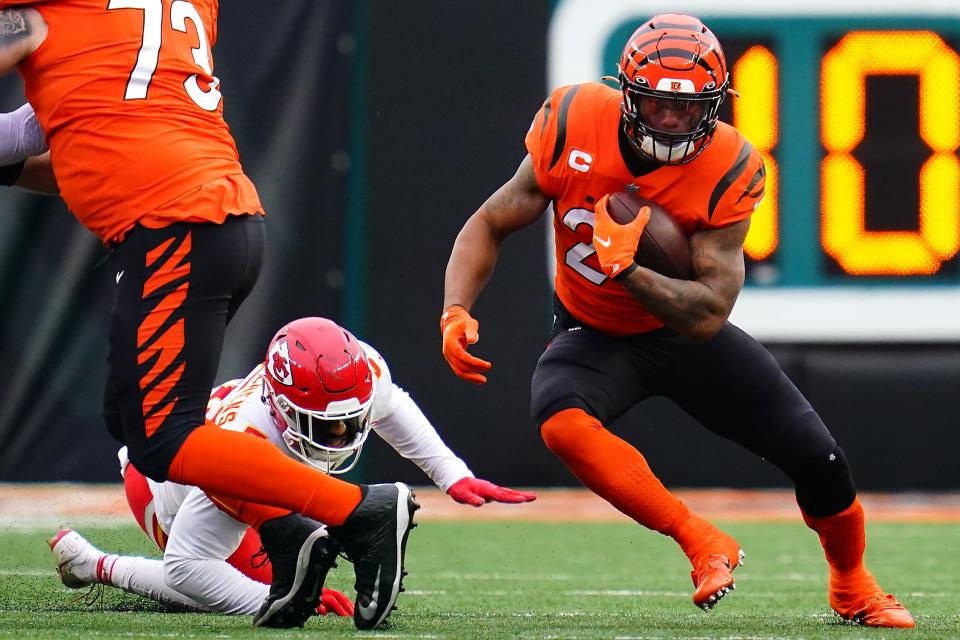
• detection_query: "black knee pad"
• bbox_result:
[126,448,168,482]
[783,445,857,517]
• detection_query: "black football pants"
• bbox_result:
[102,214,265,481]
[531,295,855,515]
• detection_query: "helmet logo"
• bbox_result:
[268,340,294,386]
[656,77,696,93]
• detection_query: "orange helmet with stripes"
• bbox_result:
[616,14,730,164]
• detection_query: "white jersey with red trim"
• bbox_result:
[128,341,473,536]
[204,342,395,449]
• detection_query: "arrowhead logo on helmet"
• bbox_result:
[268,340,294,386]
[261,317,376,475]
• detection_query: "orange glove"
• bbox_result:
[440,305,492,384]
[592,193,651,278]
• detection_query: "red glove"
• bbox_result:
[315,586,353,617]
[592,193,651,278]
[440,305,492,384]
[447,477,537,507]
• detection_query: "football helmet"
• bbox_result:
[614,13,731,165]
[262,317,375,474]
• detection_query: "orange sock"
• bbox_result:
[802,496,869,581]
[168,423,362,525]
[541,408,709,556]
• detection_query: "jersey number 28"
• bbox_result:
[107,0,222,111]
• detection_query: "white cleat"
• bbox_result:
[48,529,106,589]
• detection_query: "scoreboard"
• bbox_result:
[548,0,960,341]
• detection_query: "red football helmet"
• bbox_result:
[261,317,375,474]
[615,13,731,165]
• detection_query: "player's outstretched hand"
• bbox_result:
[592,193,651,278]
[447,477,537,507]
[316,586,354,617]
[440,305,492,384]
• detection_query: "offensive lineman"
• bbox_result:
[50,317,534,620]
[0,3,413,629]
[440,14,914,628]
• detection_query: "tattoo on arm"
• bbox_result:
[617,220,748,340]
[479,156,550,237]
[690,224,745,304]
[0,10,30,46]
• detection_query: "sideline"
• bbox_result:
[2,485,959,527]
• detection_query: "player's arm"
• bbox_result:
[615,218,749,341]
[0,9,46,74]
[0,102,57,194]
[443,154,551,311]
[15,151,57,193]
[441,155,551,383]
[373,382,536,506]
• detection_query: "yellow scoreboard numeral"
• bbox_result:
[821,31,960,275]
[734,46,779,261]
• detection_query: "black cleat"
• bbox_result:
[331,482,419,630]
[253,514,339,628]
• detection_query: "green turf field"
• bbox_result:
[1,520,957,639]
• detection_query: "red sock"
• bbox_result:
[225,528,272,584]
[802,496,869,581]
[541,408,701,548]
[168,423,362,525]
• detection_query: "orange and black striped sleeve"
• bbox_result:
[524,84,582,197]
[705,136,766,228]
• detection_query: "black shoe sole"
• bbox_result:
[253,528,332,628]
[353,483,420,630]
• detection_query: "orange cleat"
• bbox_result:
[688,528,744,611]
[830,573,915,628]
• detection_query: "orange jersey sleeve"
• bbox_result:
[7,0,262,244]
[702,138,766,229]
[524,86,571,196]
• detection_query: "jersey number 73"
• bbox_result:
[107,0,222,111]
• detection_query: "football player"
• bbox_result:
[440,14,914,628]
[0,3,416,629]
[50,317,534,620]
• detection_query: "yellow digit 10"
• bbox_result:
[734,46,779,261]
[821,31,960,275]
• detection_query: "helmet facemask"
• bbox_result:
[619,73,726,165]
[264,376,374,475]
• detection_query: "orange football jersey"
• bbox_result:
[2,0,262,244]
[525,82,765,336]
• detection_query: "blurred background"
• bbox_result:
[0,0,958,491]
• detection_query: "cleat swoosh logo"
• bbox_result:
[356,567,381,621]
[115,270,125,284]
[593,235,612,248]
